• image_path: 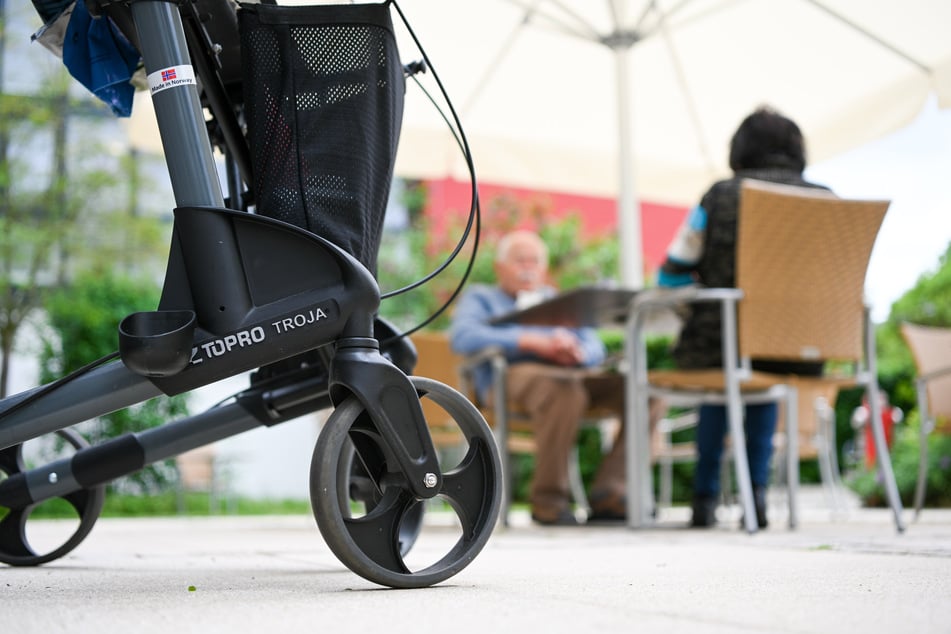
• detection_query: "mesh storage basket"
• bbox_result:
[239,2,404,275]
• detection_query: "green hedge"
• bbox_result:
[847,415,951,508]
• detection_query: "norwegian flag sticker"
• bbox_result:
[148,65,196,95]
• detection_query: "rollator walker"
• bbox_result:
[0,0,502,588]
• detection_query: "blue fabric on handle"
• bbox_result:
[62,1,140,117]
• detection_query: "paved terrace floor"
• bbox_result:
[2,487,949,634]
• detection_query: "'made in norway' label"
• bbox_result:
[147,65,196,95]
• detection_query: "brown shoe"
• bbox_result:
[531,509,580,526]
[588,489,626,522]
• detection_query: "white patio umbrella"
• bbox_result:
[124,0,951,286]
[388,0,951,286]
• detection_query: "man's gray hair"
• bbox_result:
[495,230,549,263]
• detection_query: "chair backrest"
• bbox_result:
[177,445,218,491]
[736,180,889,364]
[409,330,462,388]
[901,322,951,425]
[408,331,469,446]
[408,332,536,450]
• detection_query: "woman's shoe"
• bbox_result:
[754,486,768,528]
[739,487,769,529]
[689,495,718,528]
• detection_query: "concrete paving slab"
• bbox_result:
[2,492,949,634]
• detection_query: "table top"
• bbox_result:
[489,286,638,328]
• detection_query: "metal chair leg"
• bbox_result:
[913,421,929,520]
[863,314,905,533]
[721,299,757,534]
[785,386,799,529]
[814,398,845,513]
[820,397,850,514]
[866,380,906,532]
[567,446,589,515]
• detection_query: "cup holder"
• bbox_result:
[119,310,197,377]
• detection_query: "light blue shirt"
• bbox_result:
[449,284,606,399]
[657,203,708,287]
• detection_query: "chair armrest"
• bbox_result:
[625,286,743,332]
[625,286,749,380]
[456,345,509,408]
[458,345,508,371]
[657,410,699,433]
[629,286,743,315]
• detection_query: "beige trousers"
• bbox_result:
[504,363,627,517]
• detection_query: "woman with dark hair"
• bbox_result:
[657,106,830,529]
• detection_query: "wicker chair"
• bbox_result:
[624,180,904,533]
[772,375,857,513]
[655,376,856,517]
[407,331,479,458]
[900,322,951,519]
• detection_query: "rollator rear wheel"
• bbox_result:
[311,376,502,588]
[0,428,106,566]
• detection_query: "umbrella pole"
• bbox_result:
[615,48,643,289]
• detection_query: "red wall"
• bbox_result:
[423,177,688,277]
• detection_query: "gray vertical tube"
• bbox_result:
[132,1,224,208]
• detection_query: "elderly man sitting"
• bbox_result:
[449,230,627,526]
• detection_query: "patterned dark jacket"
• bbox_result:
[660,164,831,370]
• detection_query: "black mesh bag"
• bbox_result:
[239,2,404,276]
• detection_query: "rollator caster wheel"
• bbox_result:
[340,437,425,557]
[0,428,106,566]
[311,377,502,588]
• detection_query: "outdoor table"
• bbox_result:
[490,286,637,328]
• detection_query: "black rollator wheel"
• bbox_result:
[0,428,106,566]
[337,436,425,557]
[311,377,502,588]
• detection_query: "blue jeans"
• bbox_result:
[693,403,778,497]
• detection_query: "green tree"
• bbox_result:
[39,272,189,494]
[0,80,79,396]
[872,243,951,420]
[376,187,619,334]
[0,189,64,396]
[844,243,951,506]
[888,243,951,327]
[0,64,169,396]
